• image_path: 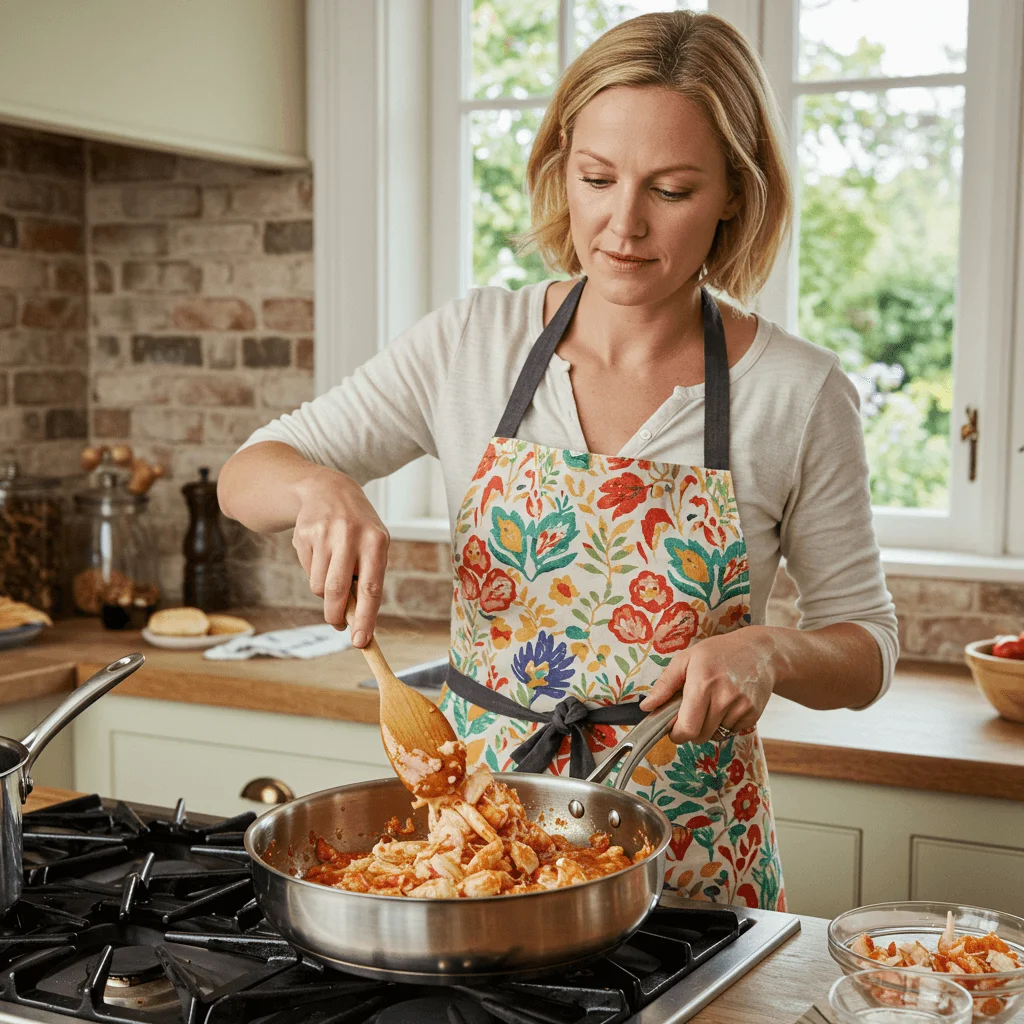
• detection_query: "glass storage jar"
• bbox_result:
[68,471,160,629]
[0,455,66,615]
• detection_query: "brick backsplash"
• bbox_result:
[2,123,453,620]
[81,136,315,604]
[4,123,1021,643]
[0,123,88,476]
[765,565,1024,664]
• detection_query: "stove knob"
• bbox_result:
[241,777,295,804]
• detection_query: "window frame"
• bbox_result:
[310,0,1024,564]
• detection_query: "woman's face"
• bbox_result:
[565,85,738,306]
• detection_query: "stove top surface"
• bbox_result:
[0,795,799,1024]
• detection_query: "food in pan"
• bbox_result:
[302,762,654,898]
[852,912,1023,1018]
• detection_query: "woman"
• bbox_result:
[218,11,898,910]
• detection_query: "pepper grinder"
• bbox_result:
[182,467,229,611]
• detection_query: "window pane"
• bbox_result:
[471,108,550,289]
[797,87,963,511]
[471,0,559,101]
[799,0,968,82]
[574,0,708,55]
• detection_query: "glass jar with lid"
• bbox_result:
[68,470,161,629]
[0,454,65,615]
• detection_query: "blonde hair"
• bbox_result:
[519,11,792,305]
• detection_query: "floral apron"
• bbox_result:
[438,278,786,910]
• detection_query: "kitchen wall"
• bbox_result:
[81,135,444,615]
[0,123,88,477]
[767,568,1024,663]
[5,123,1022,654]
[2,122,451,617]
[83,134,314,605]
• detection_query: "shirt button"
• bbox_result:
[639,428,652,441]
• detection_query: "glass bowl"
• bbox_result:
[829,902,1024,1023]
[829,968,973,1023]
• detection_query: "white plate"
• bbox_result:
[0,623,44,650]
[140,626,255,650]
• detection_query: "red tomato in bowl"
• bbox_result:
[992,636,1024,660]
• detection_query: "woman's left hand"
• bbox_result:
[639,626,781,744]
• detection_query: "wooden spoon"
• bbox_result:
[344,593,466,797]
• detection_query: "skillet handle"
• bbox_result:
[586,700,680,790]
[20,653,145,801]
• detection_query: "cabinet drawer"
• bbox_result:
[110,730,389,816]
[776,818,862,918]
[911,836,1024,916]
[73,695,392,818]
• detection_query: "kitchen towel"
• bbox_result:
[204,624,353,660]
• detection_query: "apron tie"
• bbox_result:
[445,665,646,779]
[512,695,594,777]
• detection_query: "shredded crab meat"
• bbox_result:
[851,912,1023,1018]
[300,766,654,899]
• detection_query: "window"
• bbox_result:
[761,0,1023,554]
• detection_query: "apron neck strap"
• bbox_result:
[495,277,731,471]
[701,287,730,471]
[495,278,585,440]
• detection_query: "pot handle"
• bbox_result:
[20,653,145,802]
[586,699,680,790]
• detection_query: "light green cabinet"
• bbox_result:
[0,694,74,790]
[772,774,1024,918]
[774,818,862,919]
[72,695,391,816]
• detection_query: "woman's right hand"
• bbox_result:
[291,468,390,647]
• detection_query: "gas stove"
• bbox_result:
[0,795,799,1024]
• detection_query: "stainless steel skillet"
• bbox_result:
[244,700,681,983]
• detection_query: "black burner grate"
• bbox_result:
[0,795,743,1024]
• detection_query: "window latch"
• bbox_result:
[960,407,979,482]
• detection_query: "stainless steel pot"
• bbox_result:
[0,652,145,912]
[244,698,682,983]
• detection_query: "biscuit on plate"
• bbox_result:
[147,607,210,636]
[207,613,252,635]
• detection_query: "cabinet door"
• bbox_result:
[73,695,391,817]
[0,694,73,790]
[911,836,1024,917]
[775,818,862,918]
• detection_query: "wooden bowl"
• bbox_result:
[964,639,1024,724]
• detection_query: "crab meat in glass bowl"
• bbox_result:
[829,902,1024,1022]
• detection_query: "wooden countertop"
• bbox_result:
[20,785,841,1024]
[1,609,449,725]
[3,612,1023,800]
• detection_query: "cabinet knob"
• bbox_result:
[240,777,295,805]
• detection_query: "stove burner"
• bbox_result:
[103,947,177,1011]
[376,996,494,1024]
[107,945,163,985]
